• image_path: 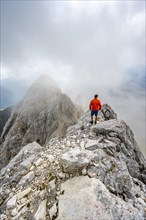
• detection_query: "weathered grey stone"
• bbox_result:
[49,203,57,219]
[20,159,33,170]
[93,149,106,161]
[12,206,27,220]
[80,141,85,149]
[82,168,87,175]
[39,189,47,200]
[58,172,66,179]
[91,119,146,183]
[104,160,133,195]
[85,139,98,150]
[137,198,146,207]
[18,171,35,185]
[0,214,7,220]
[49,179,56,191]
[87,166,99,178]
[57,176,143,220]
[7,195,16,209]
[101,104,117,120]
[124,158,141,180]
[34,199,47,220]
[0,142,43,176]
[61,148,94,173]
[47,155,55,163]
[34,158,43,167]
[11,208,18,217]
[16,187,31,200]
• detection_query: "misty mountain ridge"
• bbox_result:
[0,90,146,219]
[0,75,79,169]
[1,70,145,108]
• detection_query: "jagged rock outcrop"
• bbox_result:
[0,75,78,170]
[0,104,146,220]
[0,106,13,136]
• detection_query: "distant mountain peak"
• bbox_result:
[27,74,61,94]
[0,76,78,169]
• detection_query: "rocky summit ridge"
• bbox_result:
[0,104,146,220]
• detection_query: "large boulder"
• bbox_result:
[57,176,143,220]
[61,147,94,173]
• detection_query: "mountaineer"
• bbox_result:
[89,94,102,124]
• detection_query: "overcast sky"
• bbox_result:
[1,0,145,154]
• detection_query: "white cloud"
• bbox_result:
[1,0,145,154]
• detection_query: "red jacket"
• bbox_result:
[89,98,102,111]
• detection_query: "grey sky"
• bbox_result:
[1,1,145,154]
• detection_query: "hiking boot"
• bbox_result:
[95,121,97,124]
[90,121,93,124]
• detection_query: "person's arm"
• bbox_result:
[89,100,92,110]
[98,100,102,110]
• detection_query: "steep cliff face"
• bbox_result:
[0,106,13,136]
[0,104,146,220]
[0,75,78,169]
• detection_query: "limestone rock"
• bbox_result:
[6,196,16,209]
[18,171,35,185]
[49,203,57,219]
[49,179,56,191]
[0,142,42,178]
[16,187,31,200]
[91,119,146,183]
[57,176,143,220]
[85,139,98,151]
[61,148,94,173]
[34,199,47,220]
[101,104,117,120]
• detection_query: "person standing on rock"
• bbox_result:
[89,94,102,124]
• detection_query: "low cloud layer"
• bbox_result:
[1,1,145,154]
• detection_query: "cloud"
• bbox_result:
[1,1,145,154]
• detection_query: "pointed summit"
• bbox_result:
[23,74,61,105]
[29,74,60,92]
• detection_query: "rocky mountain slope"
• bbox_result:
[0,104,146,220]
[0,106,13,136]
[0,75,78,170]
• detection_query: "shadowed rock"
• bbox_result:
[0,106,13,136]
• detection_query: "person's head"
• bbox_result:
[94,94,98,98]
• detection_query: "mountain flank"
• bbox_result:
[0,75,78,169]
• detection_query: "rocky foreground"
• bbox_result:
[0,104,146,220]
